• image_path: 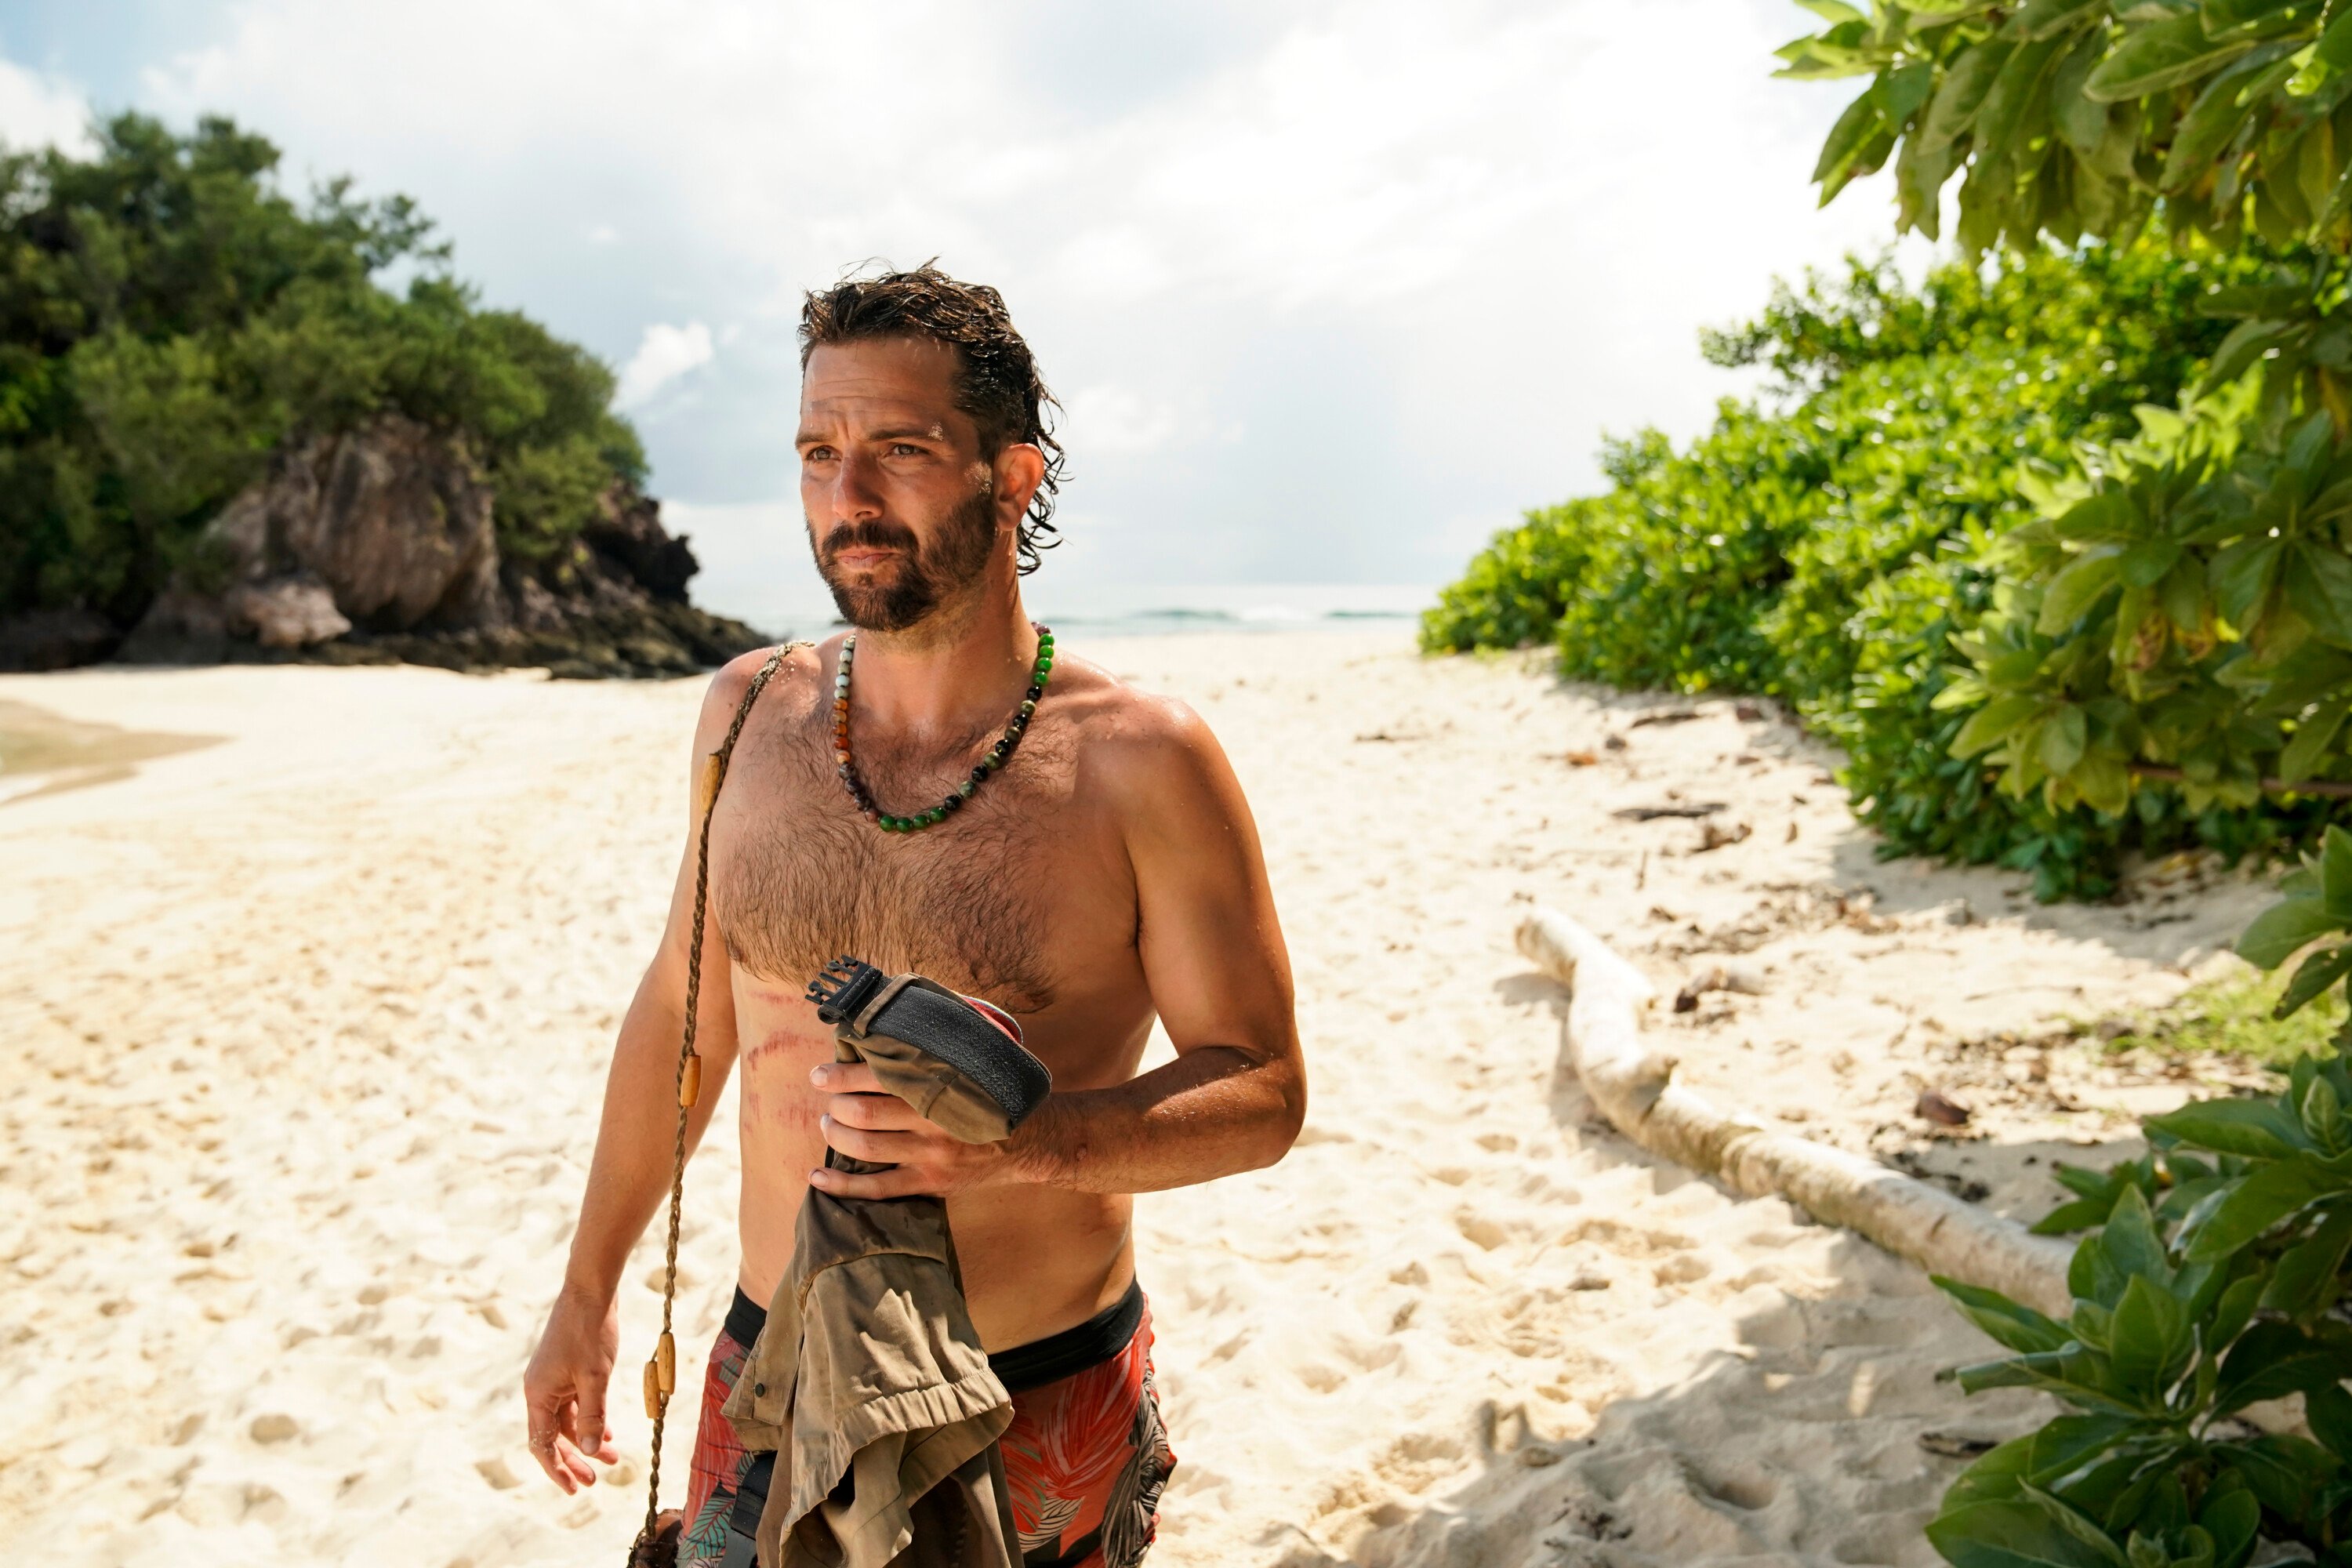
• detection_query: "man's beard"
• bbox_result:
[811,488,996,633]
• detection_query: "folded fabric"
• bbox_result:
[720,964,1051,1568]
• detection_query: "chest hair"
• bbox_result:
[714,710,1065,1011]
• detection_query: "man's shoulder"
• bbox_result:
[1051,654,1226,804]
[701,639,835,731]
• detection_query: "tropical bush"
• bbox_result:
[1924,837,2352,1568]
[0,112,645,630]
[1422,243,2297,895]
[1772,2,2352,1563]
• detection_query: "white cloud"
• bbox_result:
[100,0,1907,591]
[0,55,91,154]
[615,321,715,410]
[1064,385,1178,456]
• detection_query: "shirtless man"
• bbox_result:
[524,265,1305,1567]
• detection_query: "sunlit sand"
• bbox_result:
[0,633,2263,1566]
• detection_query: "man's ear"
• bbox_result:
[992,443,1047,531]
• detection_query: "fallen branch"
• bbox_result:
[1515,906,2074,1318]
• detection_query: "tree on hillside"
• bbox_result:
[0,114,644,634]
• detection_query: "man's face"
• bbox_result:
[797,337,1000,633]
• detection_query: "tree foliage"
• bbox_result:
[0,113,645,627]
[1423,243,2300,896]
[1777,5,2352,1563]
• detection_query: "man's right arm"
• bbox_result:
[522,656,764,1493]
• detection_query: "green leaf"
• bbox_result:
[1922,41,2020,150]
[2197,318,2293,391]
[2044,704,2091,774]
[1935,1276,2079,1354]
[2054,488,2141,541]
[2305,1379,2352,1456]
[2186,1153,2352,1261]
[2214,1317,2352,1412]
[1878,61,1940,125]
[2287,542,2352,648]
[2196,1483,2259,1568]
[1815,91,1890,185]
[2016,0,2113,38]
[2036,1196,2122,1234]
[2205,1271,2265,1353]
[2147,1094,2315,1156]
[2261,1203,2352,1316]
[2024,1484,2133,1568]
[2288,2,2352,94]
[1980,37,2071,151]
[2086,11,2256,100]
[2107,1275,2193,1399]
[2325,822,2352,914]
[2163,56,2278,191]
[1929,1499,2135,1568]
[1955,694,2046,757]
[2042,550,2126,631]
[2234,895,2338,967]
[2103,1185,2171,1287]
[2209,537,2281,626]
[2121,539,2182,586]
[2278,692,2352,783]
[2276,941,2352,1014]
[1795,0,1867,21]
[2053,30,2118,152]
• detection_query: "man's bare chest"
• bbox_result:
[710,731,1101,1014]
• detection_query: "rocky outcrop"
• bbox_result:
[0,608,122,672]
[111,415,766,678]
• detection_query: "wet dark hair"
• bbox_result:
[799,262,1065,574]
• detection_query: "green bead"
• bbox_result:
[957,782,976,798]
[883,817,902,833]
[1019,700,1036,717]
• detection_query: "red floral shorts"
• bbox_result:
[681,1282,1174,1567]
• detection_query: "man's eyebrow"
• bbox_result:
[795,423,946,447]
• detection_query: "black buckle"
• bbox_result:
[807,956,886,1026]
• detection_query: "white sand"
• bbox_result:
[0,633,2270,1566]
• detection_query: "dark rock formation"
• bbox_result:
[0,608,122,672]
[108,414,767,679]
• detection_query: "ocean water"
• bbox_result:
[726,583,1436,643]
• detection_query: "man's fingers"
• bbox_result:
[820,1115,917,1163]
[811,1162,929,1200]
[811,1061,883,1094]
[825,1092,919,1131]
[577,1377,610,1460]
[526,1388,585,1490]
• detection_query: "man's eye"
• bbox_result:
[804,447,836,463]
[890,443,923,457]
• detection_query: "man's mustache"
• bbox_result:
[817,521,921,564]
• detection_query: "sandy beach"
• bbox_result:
[0,631,2277,1567]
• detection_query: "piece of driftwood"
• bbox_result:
[1515,906,2074,1318]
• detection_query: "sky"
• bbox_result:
[0,0,1915,626]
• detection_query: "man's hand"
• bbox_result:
[808,1061,1020,1198]
[523,1288,622,1494]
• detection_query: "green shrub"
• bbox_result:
[1423,243,2312,897]
[0,113,644,626]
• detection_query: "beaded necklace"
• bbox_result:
[832,623,1054,833]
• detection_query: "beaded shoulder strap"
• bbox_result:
[633,641,808,1563]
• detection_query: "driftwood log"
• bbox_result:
[1516,906,2074,1318]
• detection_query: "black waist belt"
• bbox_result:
[724,1276,1143,1393]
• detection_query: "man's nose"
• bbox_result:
[826,448,886,523]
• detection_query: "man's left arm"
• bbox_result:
[810,698,1303,1197]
